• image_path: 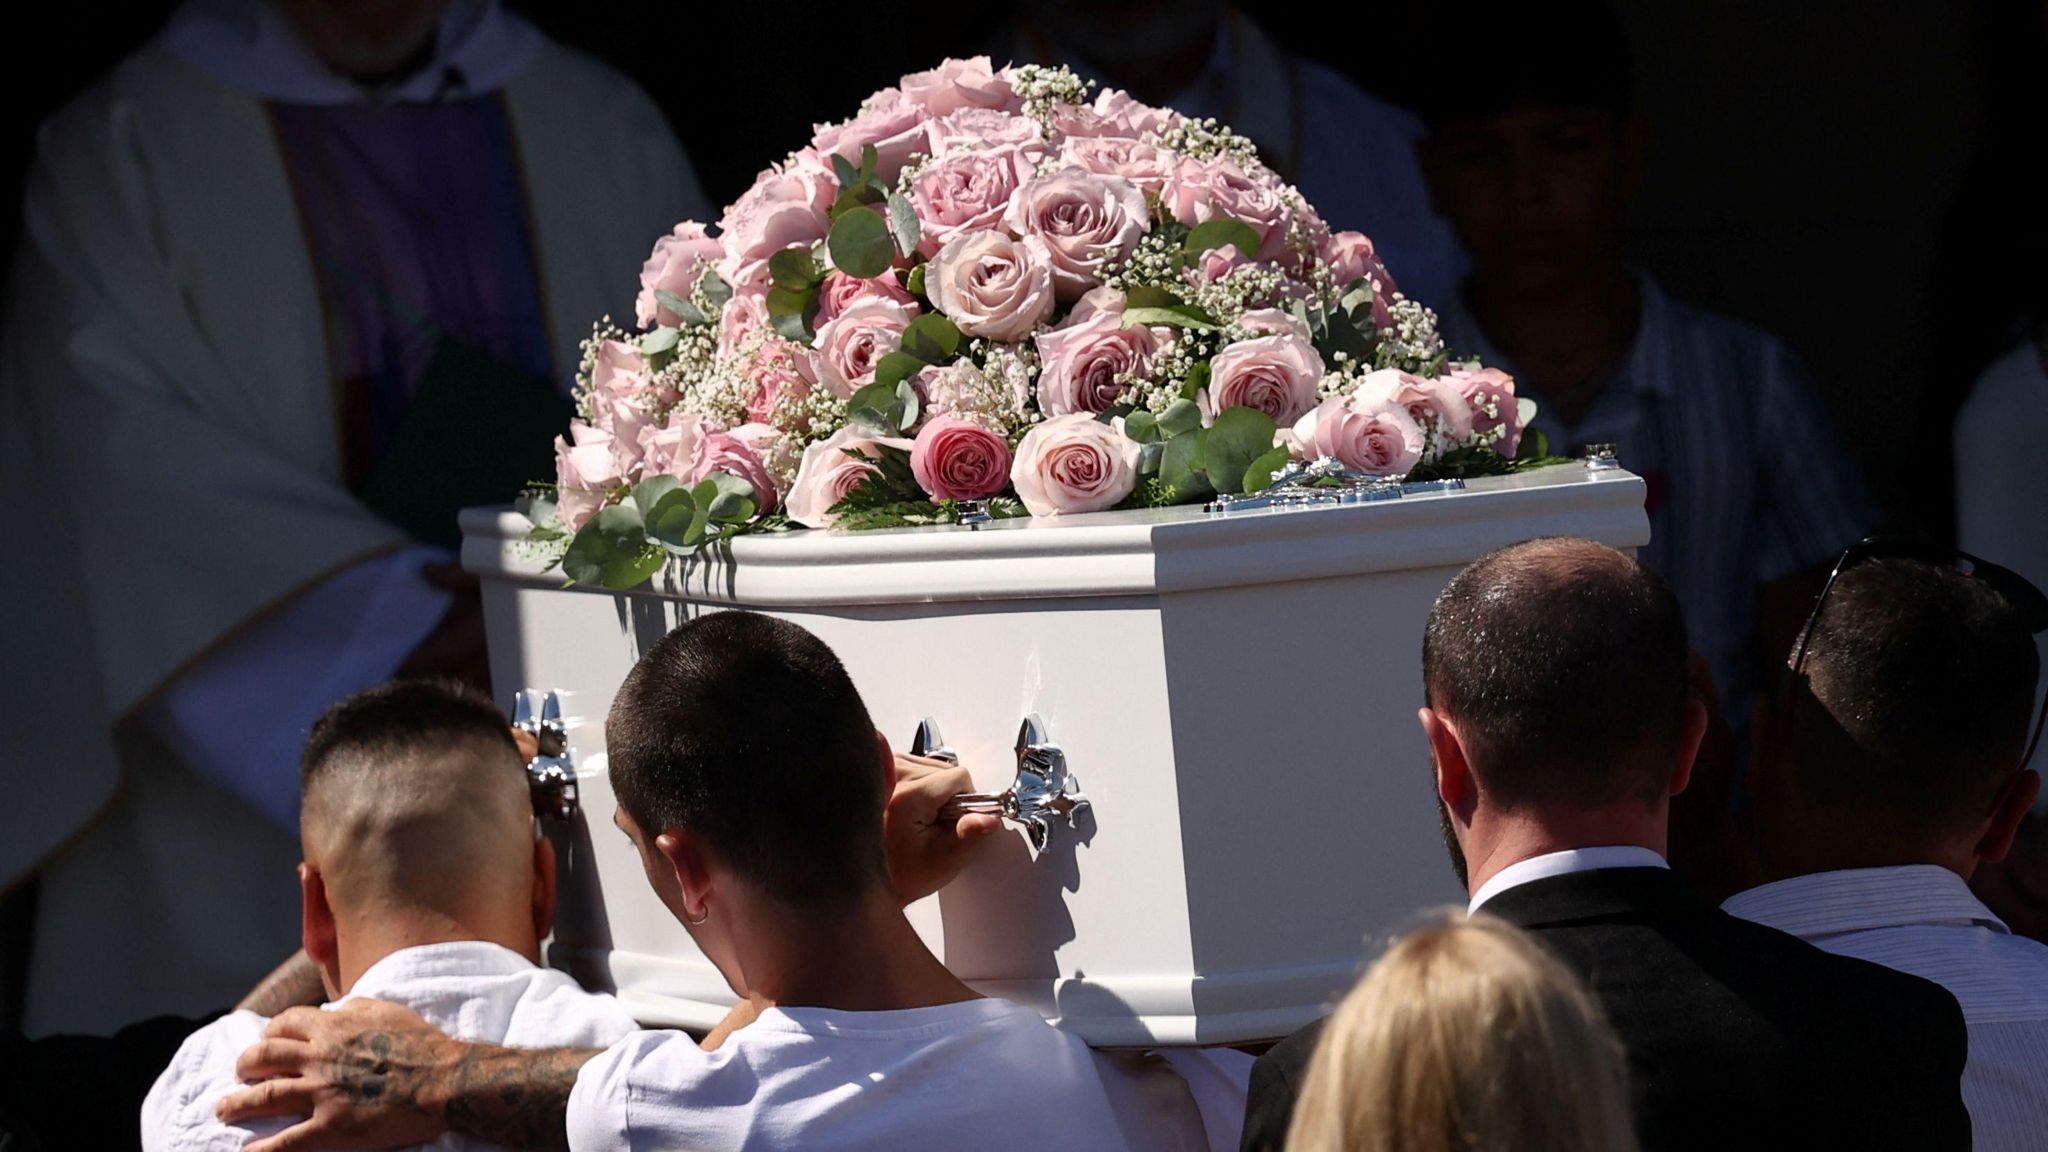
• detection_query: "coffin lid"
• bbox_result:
[460,466,1649,605]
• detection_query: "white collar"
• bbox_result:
[1468,846,1669,913]
[159,0,544,105]
[342,940,536,1003]
[1722,865,2011,939]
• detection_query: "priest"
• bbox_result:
[0,0,707,1034]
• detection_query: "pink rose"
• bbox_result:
[916,360,1022,427]
[1034,289,1162,416]
[1163,157,1293,262]
[1009,413,1142,517]
[717,157,834,293]
[910,146,1036,257]
[687,429,780,515]
[1060,135,1174,199]
[812,297,914,398]
[718,291,770,356]
[899,56,1020,117]
[637,411,711,480]
[785,426,908,528]
[554,421,624,530]
[925,232,1057,342]
[1289,394,1425,477]
[727,422,800,487]
[1446,366,1522,458]
[910,416,1012,502]
[1320,230,1398,328]
[926,108,1045,156]
[635,223,725,328]
[1358,368,1474,443]
[816,270,917,325]
[1089,87,1180,137]
[1004,168,1149,301]
[811,90,931,184]
[1206,332,1324,427]
[739,337,818,428]
[591,338,652,403]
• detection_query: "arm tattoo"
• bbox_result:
[440,1044,601,1152]
[237,950,326,1016]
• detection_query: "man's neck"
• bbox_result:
[335,907,538,994]
[727,887,979,1013]
[1462,808,1668,902]
[1465,263,1638,427]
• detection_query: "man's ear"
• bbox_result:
[1671,696,1708,799]
[298,862,341,1000]
[1421,707,1475,822]
[1978,769,2042,866]
[531,834,559,944]
[655,829,717,925]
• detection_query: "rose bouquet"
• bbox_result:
[522,57,1545,588]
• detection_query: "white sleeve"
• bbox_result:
[140,1012,293,1152]
[138,546,453,830]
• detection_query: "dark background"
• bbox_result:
[6,0,2043,539]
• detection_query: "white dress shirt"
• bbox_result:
[1468,846,1670,913]
[142,941,640,1151]
[1725,865,2048,1152]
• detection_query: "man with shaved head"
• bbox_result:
[1242,538,1973,1152]
[142,680,639,1150]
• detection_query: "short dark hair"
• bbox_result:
[606,612,887,907]
[1423,538,1689,807]
[301,679,518,800]
[1794,559,2040,838]
[1411,1,1634,127]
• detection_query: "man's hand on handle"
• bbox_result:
[884,747,1003,906]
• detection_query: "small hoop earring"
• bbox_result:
[685,905,710,926]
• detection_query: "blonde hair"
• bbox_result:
[1285,911,1638,1152]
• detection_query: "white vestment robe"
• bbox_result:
[0,4,706,1033]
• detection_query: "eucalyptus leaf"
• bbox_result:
[697,268,733,310]
[1138,439,1165,476]
[848,380,910,435]
[1242,446,1293,493]
[886,192,921,259]
[1181,361,1211,402]
[899,313,961,364]
[771,309,815,343]
[769,247,821,290]
[1158,431,1212,503]
[905,263,927,298]
[1203,406,1280,496]
[632,474,681,518]
[828,208,896,279]
[874,350,929,391]
[1183,218,1262,261]
[643,488,697,550]
[894,378,921,431]
[860,143,880,182]
[830,151,860,190]
[1122,408,1160,444]
[830,183,888,219]
[562,504,662,588]
[653,289,702,325]
[1159,397,1203,438]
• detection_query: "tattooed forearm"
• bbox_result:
[237,949,327,1016]
[439,1043,601,1152]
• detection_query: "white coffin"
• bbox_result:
[461,466,1648,1045]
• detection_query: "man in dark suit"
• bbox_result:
[1241,537,1971,1152]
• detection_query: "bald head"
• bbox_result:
[1424,538,1690,808]
[300,680,533,922]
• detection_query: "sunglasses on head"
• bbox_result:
[1787,536,2048,772]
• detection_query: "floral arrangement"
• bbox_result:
[522,57,1543,588]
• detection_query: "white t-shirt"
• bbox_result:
[566,997,1246,1152]
[142,941,641,1151]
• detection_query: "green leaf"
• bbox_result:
[848,380,918,435]
[875,350,929,391]
[1181,361,1211,402]
[1183,218,1262,261]
[632,474,680,518]
[697,268,733,311]
[1159,397,1203,438]
[830,151,860,190]
[899,313,961,364]
[767,283,820,343]
[1242,446,1293,493]
[643,487,695,549]
[860,143,880,182]
[1122,409,1160,444]
[905,263,927,299]
[1137,439,1165,475]
[886,192,921,258]
[895,378,921,431]
[828,209,896,279]
[653,289,704,326]
[562,504,663,588]
[1125,285,1182,310]
[1158,431,1212,504]
[639,327,680,355]
[703,470,758,521]
[1122,304,1222,332]
[1203,406,1280,496]
[830,183,888,219]
[769,247,821,291]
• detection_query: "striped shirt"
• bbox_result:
[1725,865,2048,1152]
[1441,275,1877,727]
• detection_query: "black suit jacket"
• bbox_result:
[1241,868,1971,1152]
